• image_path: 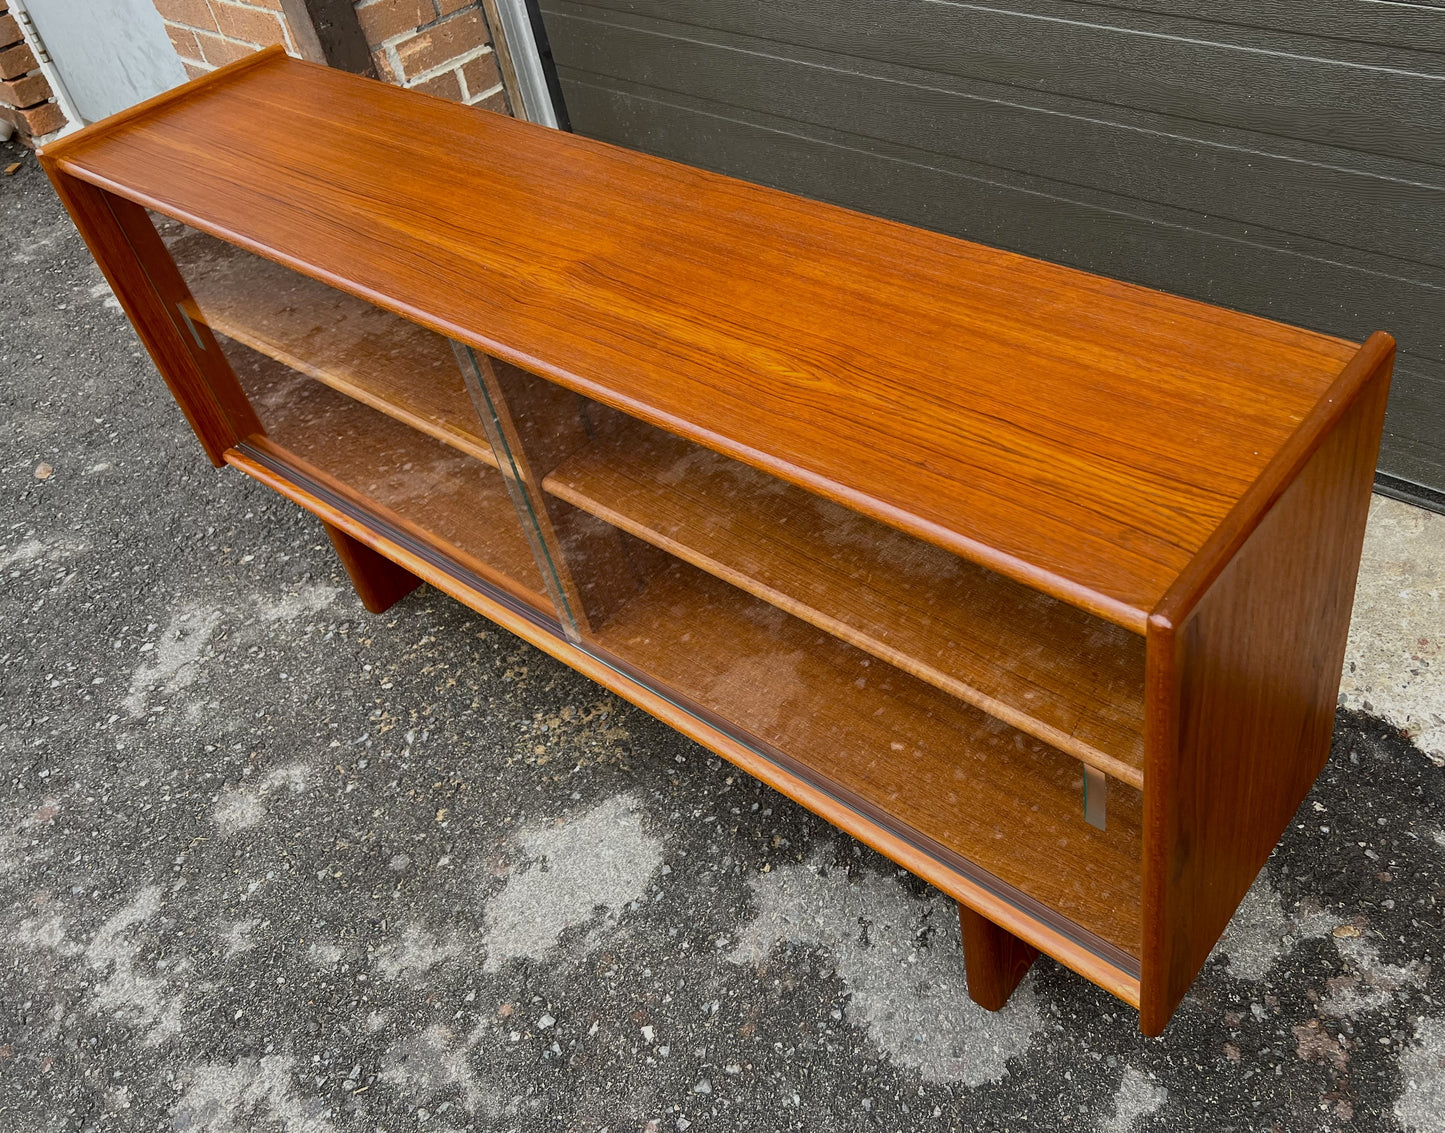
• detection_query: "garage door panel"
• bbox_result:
[1383,363,1445,454]
[1378,430,1445,499]
[1376,362,1445,494]
[552,0,1445,163]
[1080,0,1445,53]
[547,6,1445,270]
[545,1,1445,498]
[561,75,1444,365]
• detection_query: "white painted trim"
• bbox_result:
[6,0,84,133]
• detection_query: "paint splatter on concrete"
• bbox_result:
[1213,875,1292,982]
[480,793,661,973]
[1098,1066,1167,1133]
[121,584,332,722]
[87,279,122,310]
[255,582,340,625]
[1341,496,1445,763]
[307,941,344,968]
[729,850,1041,1086]
[379,1024,497,1118]
[1212,875,1335,982]
[1322,934,1427,1018]
[211,763,312,836]
[0,535,85,569]
[1396,1016,1445,1133]
[122,606,222,717]
[374,924,462,981]
[172,1054,334,1133]
[220,918,257,958]
[84,885,182,1044]
[211,789,266,835]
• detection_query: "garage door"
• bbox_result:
[532,0,1445,508]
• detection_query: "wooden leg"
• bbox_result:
[959,903,1039,1011]
[324,522,422,614]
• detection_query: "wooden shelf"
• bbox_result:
[166,227,497,469]
[546,422,1146,785]
[227,340,546,610]
[591,559,1143,958]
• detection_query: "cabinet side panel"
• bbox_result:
[1140,359,1392,1034]
[39,168,261,464]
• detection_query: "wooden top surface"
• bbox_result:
[46,49,1367,629]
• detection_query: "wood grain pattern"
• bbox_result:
[959,902,1040,1012]
[324,520,422,613]
[1139,351,1393,1034]
[593,558,1145,957]
[38,173,261,465]
[544,419,1146,783]
[165,227,498,469]
[42,49,1365,630]
[222,440,1142,1006]
[228,340,548,610]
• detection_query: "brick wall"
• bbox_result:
[356,1,504,111]
[0,1,66,140]
[151,0,508,113]
[151,0,295,78]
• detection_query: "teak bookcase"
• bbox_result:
[42,48,1394,1034]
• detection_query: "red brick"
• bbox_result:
[470,86,508,115]
[436,0,476,15]
[0,98,64,136]
[370,49,397,82]
[459,50,498,99]
[0,70,49,108]
[0,13,22,48]
[194,29,256,65]
[211,1,285,45]
[183,60,210,79]
[355,0,434,48]
[393,9,485,78]
[153,0,218,32]
[0,40,35,80]
[166,24,202,62]
[245,0,285,9]
[407,68,461,100]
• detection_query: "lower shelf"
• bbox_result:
[588,558,1144,961]
[229,340,549,611]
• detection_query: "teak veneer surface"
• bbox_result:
[228,340,547,608]
[545,420,1147,784]
[44,49,1365,630]
[593,559,1145,956]
[166,227,498,469]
